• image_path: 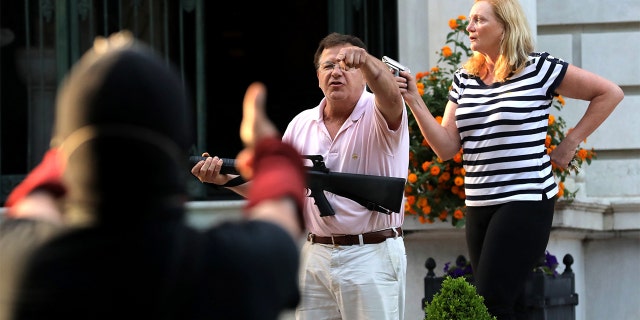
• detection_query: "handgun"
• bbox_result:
[382,56,409,76]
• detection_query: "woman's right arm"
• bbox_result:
[397,70,461,160]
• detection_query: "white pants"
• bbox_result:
[295,237,406,320]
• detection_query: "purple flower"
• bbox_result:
[544,251,559,276]
[444,259,473,278]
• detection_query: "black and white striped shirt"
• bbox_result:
[449,52,568,206]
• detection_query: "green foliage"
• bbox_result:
[424,276,496,320]
[404,17,472,228]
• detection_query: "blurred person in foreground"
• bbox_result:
[11,31,306,320]
[0,154,65,320]
[395,0,623,319]
[0,136,67,320]
[192,32,409,320]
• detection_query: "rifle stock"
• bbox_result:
[189,155,406,217]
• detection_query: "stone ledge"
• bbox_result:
[3,197,638,234]
[403,197,640,234]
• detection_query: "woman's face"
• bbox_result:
[466,1,505,59]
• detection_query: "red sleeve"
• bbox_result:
[244,137,306,230]
[5,148,66,214]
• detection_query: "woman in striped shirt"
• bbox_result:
[396,0,623,319]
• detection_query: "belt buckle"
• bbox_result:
[307,233,315,244]
[392,227,399,239]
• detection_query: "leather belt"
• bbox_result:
[307,227,403,246]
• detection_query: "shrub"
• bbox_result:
[424,276,496,320]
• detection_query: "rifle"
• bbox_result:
[190,155,406,217]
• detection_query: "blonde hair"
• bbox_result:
[463,0,534,82]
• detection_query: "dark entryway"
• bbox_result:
[0,0,397,204]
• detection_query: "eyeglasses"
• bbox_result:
[318,62,354,73]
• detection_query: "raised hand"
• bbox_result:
[236,82,280,179]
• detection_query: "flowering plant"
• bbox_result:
[404,16,595,227]
[534,250,560,276]
[443,255,473,279]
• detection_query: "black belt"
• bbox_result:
[307,227,403,246]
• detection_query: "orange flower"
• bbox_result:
[545,135,552,147]
[458,15,466,20]
[548,114,555,125]
[453,209,464,220]
[408,172,418,184]
[438,210,448,221]
[422,161,432,172]
[435,116,443,124]
[442,46,452,57]
[406,195,416,205]
[404,202,416,214]
[417,197,428,208]
[421,205,432,215]
[430,166,441,176]
[421,138,429,147]
[577,149,588,160]
[431,66,439,73]
[454,176,464,186]
[557,181,565,198]
[448,19,458,29]
[439,171,451,182]
[557,95,565,106]
[453,152,462,163]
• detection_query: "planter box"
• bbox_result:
[423,254,579,320]
[516,271,579,320]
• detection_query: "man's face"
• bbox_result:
[316,44,365,103]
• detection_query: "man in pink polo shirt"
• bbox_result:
[192,32,409,320]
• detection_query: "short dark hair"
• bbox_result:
[313,32,367,69]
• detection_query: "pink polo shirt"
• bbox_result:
[282,88,409,236]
